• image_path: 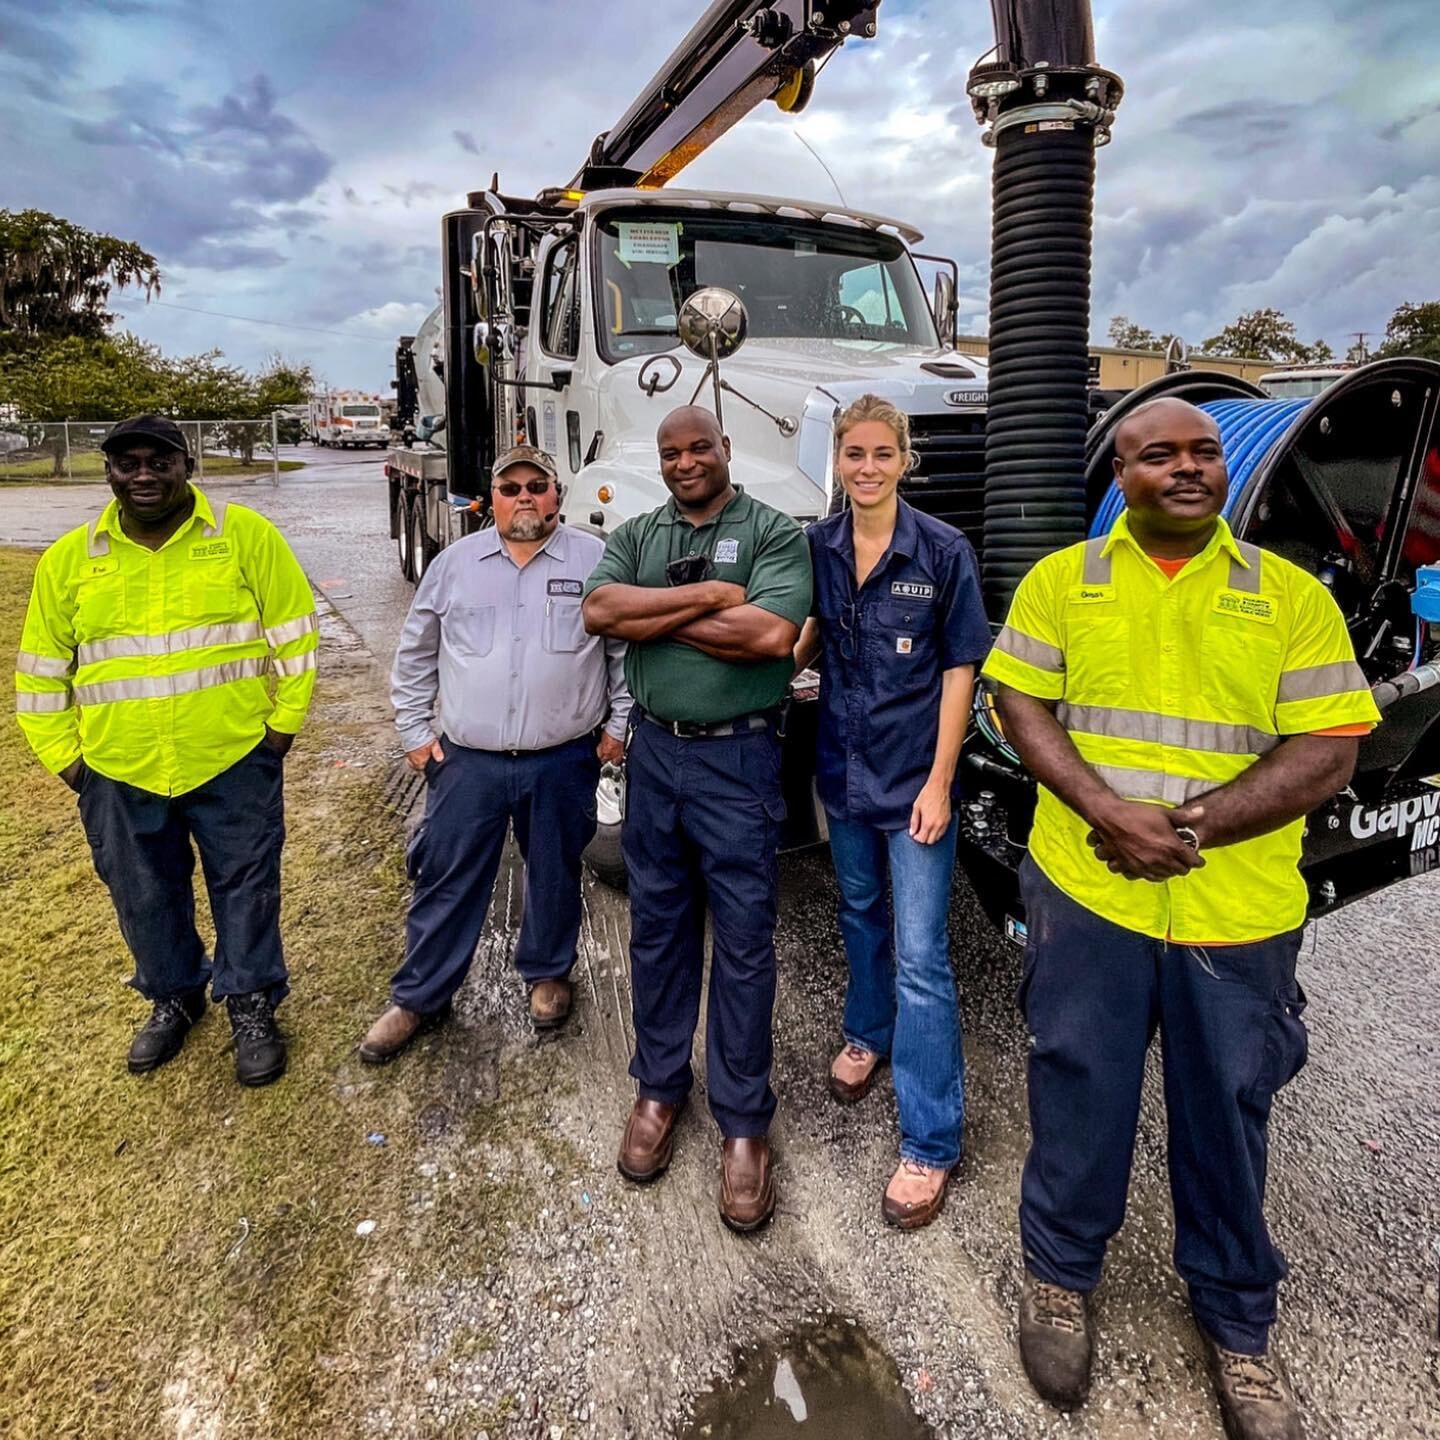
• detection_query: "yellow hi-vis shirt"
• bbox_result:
[982,512,1380,943]
[15,486,318,796]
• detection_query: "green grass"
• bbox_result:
[0,548,545,1437]
[0,455,305,480]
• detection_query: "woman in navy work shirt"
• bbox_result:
[795,395,991,1229]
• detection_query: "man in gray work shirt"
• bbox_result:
[359,445,630,1060]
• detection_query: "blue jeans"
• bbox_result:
[826,811,963,1168]
[1018,856,1307,1354]
[392,736,599,1014]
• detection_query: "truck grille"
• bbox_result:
[901,413,986,557]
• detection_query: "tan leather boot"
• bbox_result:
[528,978,573,1031]
[881,1158,951,1230]
[357,1003,446,1065]
[828,1043,883,1103]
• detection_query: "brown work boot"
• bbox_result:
[617,1097,683,1183]
[528,977,573,1031]
[1018,1271,1093,1411]
[357,1002,448,1065]
[719,1136,776,1233]
[881,1158,952,1230]
[1202,1333,1304,1440]
[828,1043,883,1104]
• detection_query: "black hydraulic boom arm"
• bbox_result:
[571,0,880,191]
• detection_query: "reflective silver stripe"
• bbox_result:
[202,501,228,537]
[86,521,110,559]
[993,625,1065,673]
[16,651,74,679]
[1092,763,1213,807]
[1276,660,1368,704]
[266,613,318,647]
[74,657,268,705]
[272,651,317,678]
[1058,702,1279,757]
[1228,541,1262,593]
[1082,537,1112,585]
[77,621,265,666]
[15,689,72,714]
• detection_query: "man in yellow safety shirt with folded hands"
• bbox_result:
[14,414,318,1087]
[984,397,1378,1440]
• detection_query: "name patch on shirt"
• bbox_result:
[189,539,233,561]
[891,581,934,600]
[547,578,583,597]
[714,538,740,565]
[78,556,119,580]
[1213,589,1276,624]
[1068,584,1116,605]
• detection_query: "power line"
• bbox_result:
[112,298,394,343]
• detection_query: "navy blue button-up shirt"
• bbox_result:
[807,501,991,829]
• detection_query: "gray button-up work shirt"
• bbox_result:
[392,524,631,753]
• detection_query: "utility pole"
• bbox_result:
[1349,332,1371,363]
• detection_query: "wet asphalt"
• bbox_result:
[2,449,1437,1438]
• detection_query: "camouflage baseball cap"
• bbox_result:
[493,444,558,480]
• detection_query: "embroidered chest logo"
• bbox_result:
[896,637,913,654]
[547,578,583,597]
[714,538,740,565]
[1212,590,1276,624]
[189,539,232,561]
[891,581,934,600]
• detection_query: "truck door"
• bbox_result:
[530,234,587,481]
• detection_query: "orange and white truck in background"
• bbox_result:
[307,391,388,449]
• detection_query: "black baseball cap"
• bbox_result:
[100,414,190,457]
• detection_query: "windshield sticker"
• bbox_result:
[617,222,680,266]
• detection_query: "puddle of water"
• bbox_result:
[679,1316,936,1439]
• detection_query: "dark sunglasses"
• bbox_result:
[495,478,554,497]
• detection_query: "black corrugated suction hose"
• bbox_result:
[983,122,1097,619]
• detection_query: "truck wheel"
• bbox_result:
[396,493,416,581]
[410,495,438,583]
[583,765,628,891]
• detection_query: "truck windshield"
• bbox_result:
[341,405,380,417]
[594,210,937,362]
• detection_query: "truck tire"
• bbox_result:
[583,765,628,891]
[410,494,439,583]
[583,823,627,891]
[396,492,416,581]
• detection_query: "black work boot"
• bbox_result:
[226,992,287,1087]
[127,990,207,1074]
[1018,1270,1093,1411]
[1202,1332,1304,1440]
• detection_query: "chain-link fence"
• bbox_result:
[0,418,281,485]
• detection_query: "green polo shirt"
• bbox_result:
[583,485,813,724]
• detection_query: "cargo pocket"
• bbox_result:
[1246,979,1309,1105]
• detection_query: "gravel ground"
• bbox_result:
[4,461,1436,1439]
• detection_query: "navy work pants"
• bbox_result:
[1017,857,1308,1354]
[391,735,600,1014]
[76,742,289,1005]
[622,717,785,1138]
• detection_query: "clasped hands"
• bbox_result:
[1085,797,1207,882]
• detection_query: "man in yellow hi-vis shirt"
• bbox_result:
[983,398,1378,1440]
[15,415,318,1087]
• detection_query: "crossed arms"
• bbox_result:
[583,580,798,663]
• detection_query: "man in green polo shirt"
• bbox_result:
[583,405,812,1233]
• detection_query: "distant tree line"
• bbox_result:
[1107,301,1440,366]
[0,209,314,470]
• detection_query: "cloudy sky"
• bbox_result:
[3,0,1436,388]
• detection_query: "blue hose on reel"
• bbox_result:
[1088,397,1311,538]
